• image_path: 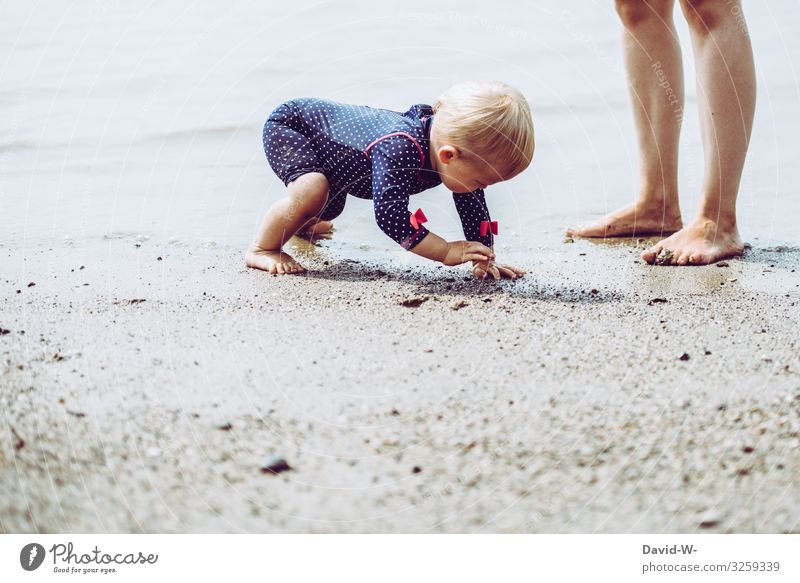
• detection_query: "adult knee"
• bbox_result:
[615,0,670,28]
[680,0,726,33]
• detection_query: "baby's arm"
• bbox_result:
[452,190,525,280]
[370,138,493,265]
[411,231,495,265]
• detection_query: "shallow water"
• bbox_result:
[1,0,799,268]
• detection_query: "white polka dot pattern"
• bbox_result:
[262,98,494,249]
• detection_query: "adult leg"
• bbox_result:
[643,0,755,264]
[568,0,684,238]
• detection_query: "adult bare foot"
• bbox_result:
[641,217,744,266]
[566,201,682,238]
[245,247,306,274]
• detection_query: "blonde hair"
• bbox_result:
[432,80,534,178]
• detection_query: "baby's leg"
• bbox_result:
[296,190,348,241]
[246,172,329,274]
[297,216,334,240]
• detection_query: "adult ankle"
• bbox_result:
[694,212,738,231]
[635,190,680,215]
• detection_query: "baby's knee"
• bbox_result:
[288,172,330,217]
[615,0,671,28]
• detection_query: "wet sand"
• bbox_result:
[1,237,799,533]
[2,0,800,534]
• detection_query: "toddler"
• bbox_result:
[247,80,534,279]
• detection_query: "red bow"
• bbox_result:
[480,220,498,237]
[410,208,428,230]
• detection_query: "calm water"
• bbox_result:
[2,0,799,265]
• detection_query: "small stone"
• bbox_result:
[27,282,35,287]
[716,262,729,267]
[114,298,146,305]
[728,278,737,283]
[0,327,10,335]
[648,297,668,305]
[679,353,690,361]
[412,466,422,474]
[11,428,24,450]
[217,422,233,431]
[699,519,719,529]
[261,455,292,475]
[157,256,163,261]
[400,296,428,308]
[655,248,674,265]
[741,446,754,453]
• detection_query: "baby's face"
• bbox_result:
[438,152,505,193]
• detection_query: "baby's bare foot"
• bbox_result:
[566,201,682,238]
[245,247,306,275]
[297,218,334,241]
[641,218,744,266]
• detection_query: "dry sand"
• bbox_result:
[1,236,799,533]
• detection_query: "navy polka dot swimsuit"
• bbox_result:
[262,98,494,250]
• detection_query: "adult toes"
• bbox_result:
[688,252,707,265]
[566,224,600,237]
[676,252,690,266]
[641,244,662,264]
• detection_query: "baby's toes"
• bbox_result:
[675,252,690,266]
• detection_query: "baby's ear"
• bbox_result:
[437,145,458,164]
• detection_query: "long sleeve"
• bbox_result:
[452,189,494,247]
[369,136,429,250]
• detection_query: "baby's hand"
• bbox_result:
[472,259,525,281]
[442,241,494,266]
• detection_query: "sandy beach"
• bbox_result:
[1,1,800,534]
[1,237,798,533]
